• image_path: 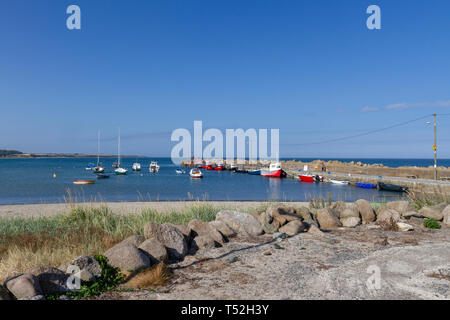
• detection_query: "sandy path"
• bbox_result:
[0,201,309,219]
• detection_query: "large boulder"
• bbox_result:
[316,208,342,229]
[443,205,450,227]
[215,210,263,237]
[104,243,151,272]
[419,203,447,221]
[0,285,11,300]
[258,211,280,234]
[4,274,43,299]
[143,222,188,260]
[355,199,376,223]
[188,219,225,244]
[60,255,102,282]
[376,208,401,224]
[278,220,307,236]
[165,223,192,239]
[329,201,346,218]
[339,204,361,228]
[296,206,317,227]
[386,201,416,216]
[266,206,300,226]
[27,266,69,295]
[120,235,146,247]
[209,220,236,238]
[138,238,168,263]
[190,235,219,250]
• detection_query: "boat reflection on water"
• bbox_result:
[267,178,282,200]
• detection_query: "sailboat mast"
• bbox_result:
[118,127,121,167]
[97,130,100,167]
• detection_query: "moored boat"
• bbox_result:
[299,174,314,182]
[261,162,286,178]
[377,182,408,192]
[149,161,160,173]
[175,168,185,174]
[329,179,350,185]
[73,180,95,185]
[248,169,261,175]
[92,130,105,174]
[356,182,376,189]
[190,168,203,178]
[132,163,141,171]
[114,128,128,175]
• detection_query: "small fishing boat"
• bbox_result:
[96,173,110,179]
[213,163,224,170]
[356,182,377,189]
[132,163,141,171]
[299,174,314,182]
[235,167,248,173]
[377,182,408,192]
[114,128,128,175]
[329,179,350,185]
[149,161,160,173]
[229,164,238,171]
[190,168,203,178]
[175,168,185,174]
[261,162,286,178]
[73,180,95,185]
[248,169,261,175]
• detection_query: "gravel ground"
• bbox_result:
[99,220,450,300]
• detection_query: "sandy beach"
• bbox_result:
[0,201,309,219]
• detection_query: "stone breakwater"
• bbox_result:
[182,159,450,192]
[1,200,449,300]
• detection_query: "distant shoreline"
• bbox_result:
[0,154,149,159]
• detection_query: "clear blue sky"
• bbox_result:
[1,0,449,158]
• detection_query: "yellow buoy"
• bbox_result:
[53,173,56,178]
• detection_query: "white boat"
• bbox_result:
[93,130,105,173]
[132,162,141,171]
[190,168,203,178]
[114,128,128,175]
[149,161,160,173]
[175,168,185,174]
[329,179,349,185]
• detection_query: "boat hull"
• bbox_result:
[356,182,376,189]
[248,170,261,175]
[299,175,314,182]
[262,169,284,178]
[73,180,95,185]
[377,182,408,192]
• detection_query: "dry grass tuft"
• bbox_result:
[124,263,172,288]
[407,185,450,210]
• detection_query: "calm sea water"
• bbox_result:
[0,157,425,205]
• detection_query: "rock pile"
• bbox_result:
[3,200,449,300]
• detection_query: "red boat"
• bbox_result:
[213,166,223,171]
[261,162,286,178]
[299,175,314,182]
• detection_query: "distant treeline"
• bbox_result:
[0,150,23,157]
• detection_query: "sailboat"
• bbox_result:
[93,130,105,174]
[114,128,128,175]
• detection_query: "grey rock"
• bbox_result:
[120,235,146,247]
[216,210,263,237]
[188,219,225,244]
[27,266,69,295]
[266,206,300,226]
[376,208,401,224]
[386,201,416,215]
[18,295,46,300]
[67,255,102,279]
[402,211,424,219]
[4,274,43,299]
[316,208,342,229]
[278,220,307,236]
[259,211,281,234]
[308,225,324,235]
[443,205,450,226]
[355,199,376,223]
[143,222,188,260]
[419,203,447,221]
[340,205,361,228]
[191,235,220,250]
[165,223,193,239]
[104,243,151,272]
[0,285,11,300]
[138,238,168,263]
[224,256,239,263]
[209,220,236,238]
